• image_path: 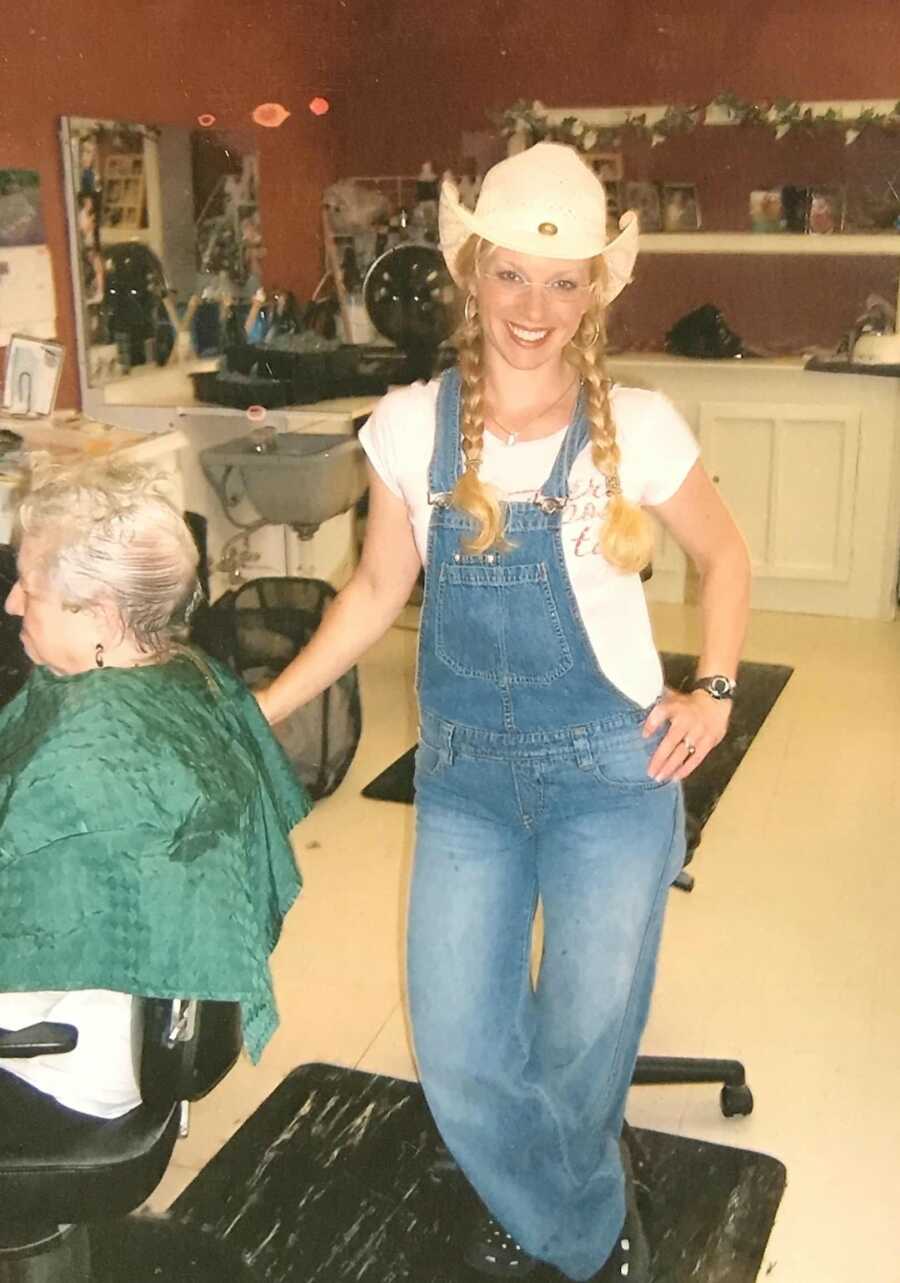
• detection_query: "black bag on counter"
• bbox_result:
[665,304,745,359]
[191,576,361,800]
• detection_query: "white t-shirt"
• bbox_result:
[359,379,699,707]
[0,989,140,1119]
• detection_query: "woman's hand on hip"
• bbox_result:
[642,688,732,782]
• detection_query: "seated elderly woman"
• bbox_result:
[0,457,308,1123]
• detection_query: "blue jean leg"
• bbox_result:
[407,748,684,1282]
[528,766,685,1276]
[408,758,540,1187]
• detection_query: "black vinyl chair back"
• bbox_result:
[0,998,242,1231]
[135,997,242,1110]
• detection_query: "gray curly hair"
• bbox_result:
[16,456,202,654]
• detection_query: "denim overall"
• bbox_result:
[407,369,686,1281]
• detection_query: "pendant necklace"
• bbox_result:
[486,378,578,447]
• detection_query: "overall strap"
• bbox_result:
[428,367,464,503]
[537,384,591,509]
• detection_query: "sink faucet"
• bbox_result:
[249,425,277,453]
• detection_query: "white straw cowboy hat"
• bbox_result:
[439,142,638,305]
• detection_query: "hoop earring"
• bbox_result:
[95,642,105,669]
[464,293,478,325]
[570,319,601,354]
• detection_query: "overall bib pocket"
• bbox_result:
[435,561,573,686]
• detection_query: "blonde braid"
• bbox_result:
[449,241,508,552]
[567,303,654,574]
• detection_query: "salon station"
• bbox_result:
[4,144,900,620]
[1,3,900,1282]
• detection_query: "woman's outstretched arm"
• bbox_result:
[255,466,422,725]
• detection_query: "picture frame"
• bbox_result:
[845,180,900,233]
[2,334,65,416]
[584,153,625,233]
[661,183,701,232]
[583,151,624,185]
[623,181,661,233]
[780,186,811,233]
[808,186,845,235]
[749,189,786,233]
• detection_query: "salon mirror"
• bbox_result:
[60,115,261,415]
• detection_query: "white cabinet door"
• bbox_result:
[699,401,861,583]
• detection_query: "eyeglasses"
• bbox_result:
[479,269,592,305]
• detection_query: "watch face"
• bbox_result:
[694,675,735,698]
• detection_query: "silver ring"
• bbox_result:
[683,738,697,757]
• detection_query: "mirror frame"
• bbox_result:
[59,116,261,431]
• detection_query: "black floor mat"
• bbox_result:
[166,1062,786,1283]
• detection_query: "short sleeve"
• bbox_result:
[357,381,439,505]
[620,390,700,507]
[358,396,404,498]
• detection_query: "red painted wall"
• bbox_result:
[335,0,900,354]
[4,0,900,405]
[337,0,900,176]
[1,0,353,406]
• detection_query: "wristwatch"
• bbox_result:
[690,674,737,700]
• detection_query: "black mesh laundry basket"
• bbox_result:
[191,577,362,800]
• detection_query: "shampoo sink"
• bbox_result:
[200,432,367,536]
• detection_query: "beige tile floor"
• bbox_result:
[148,603,900,1283]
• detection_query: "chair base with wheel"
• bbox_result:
[633,1054,754,1117]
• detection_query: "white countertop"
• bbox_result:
[607,352,809,372]
[0,413,187,463]
[0,414,188,542]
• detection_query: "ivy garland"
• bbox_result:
[493,94,900,149]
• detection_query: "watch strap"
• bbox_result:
[690,674,737,700]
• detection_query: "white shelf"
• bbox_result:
[640,232,900,255]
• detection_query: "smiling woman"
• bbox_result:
[254,141,751,1283]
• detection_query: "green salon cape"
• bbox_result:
[0,649,309,1061]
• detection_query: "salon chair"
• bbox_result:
[631,817,753,1115]
[0,997,257,1283]
[629,703,750,1117]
